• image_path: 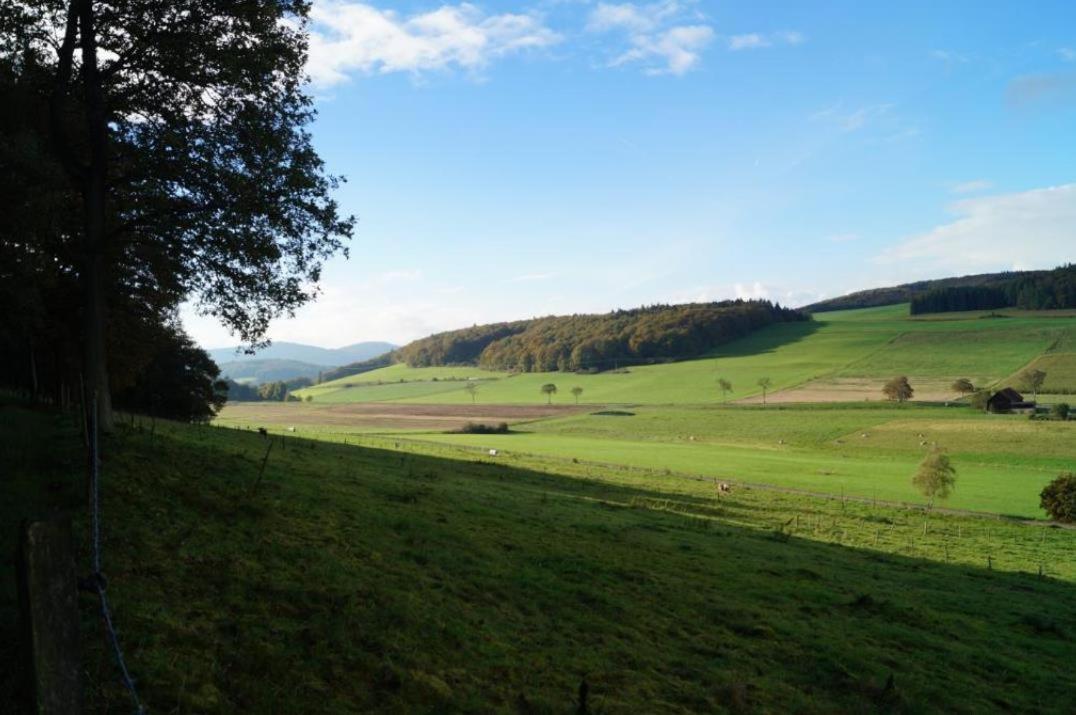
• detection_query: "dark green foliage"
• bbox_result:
[0,0,353,424]
[909,265,1076,315]
[222,376,309,403]
[1040,473,1076,523]
[393,301,807,372]
[910,286,1010,315]
[1052,403,1070,420]
[456,422,510,434]
[113,324,225,421]
[805,270,1029,312]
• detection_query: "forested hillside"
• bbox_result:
[804,270,1035,313]
[388,300,807,372]
[910,264,1076,314]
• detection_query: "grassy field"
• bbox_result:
[294,304,1076,406]
[220,400,1076,518]
[4,403,1075,713]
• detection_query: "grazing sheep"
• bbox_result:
[287,426,296,433]
[778,439,785,445]
[717,481,732,494]
[488,449,499,457]
[861,432,869,438]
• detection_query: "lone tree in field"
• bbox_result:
[756,377,772,405]
[1019,369,1047,402]
[464,382,479,404]
[571,386,584,404]
[718,378,733,399]
[541,383,558,404]
[913,450,957,507]
[883,376,914,403]
[951,378,975,396]
[1040,473,1076,523]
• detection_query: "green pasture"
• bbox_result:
[4,404,1075,712]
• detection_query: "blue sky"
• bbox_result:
[183,0,1076,348]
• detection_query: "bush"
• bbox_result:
[969,390,990,411]
[1040,473,1076,523]
[1052,403,1070,420]
[456,422,510,434]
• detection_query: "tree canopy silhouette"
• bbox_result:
[1,1,353,428]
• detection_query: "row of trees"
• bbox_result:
[393,301,808,373]
[225,377,313,403]
[910,264,1076,314]
[0,1,352,425]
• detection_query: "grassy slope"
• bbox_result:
[4,405,1076,713]
[295,305,1076,406]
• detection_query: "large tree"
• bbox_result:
[3,1,353,430]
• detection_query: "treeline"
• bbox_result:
[224,377,312,402]
[805,270,1033,313]
[910,264,1076,315]
[391,301,808,373]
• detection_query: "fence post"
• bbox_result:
[16,518,82,714]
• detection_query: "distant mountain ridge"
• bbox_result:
[208,340,396,368]
[218,358,330,385]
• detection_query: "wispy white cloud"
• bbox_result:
[810,102,894,132]
[1059,47,1076,62]
[876,184,1076,272]
[587,2,714,75]
[306,2,561,86]
[949,179,993,195]
[728,30,803,51]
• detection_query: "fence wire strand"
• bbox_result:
[89,394,147,714]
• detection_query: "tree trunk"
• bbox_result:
[78,0,114,432]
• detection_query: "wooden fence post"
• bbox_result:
[16,518,82,714]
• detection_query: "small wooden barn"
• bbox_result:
[986,388,1035,413]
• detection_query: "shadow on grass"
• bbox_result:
[3,407,1076,713]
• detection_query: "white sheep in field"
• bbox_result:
[287,426,296,433]
[488,449,499,457]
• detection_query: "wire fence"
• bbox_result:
[87,394,146,714]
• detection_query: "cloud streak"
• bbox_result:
[877,184,1076,272]
[306,2,561,86]
[587,2,714,75]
